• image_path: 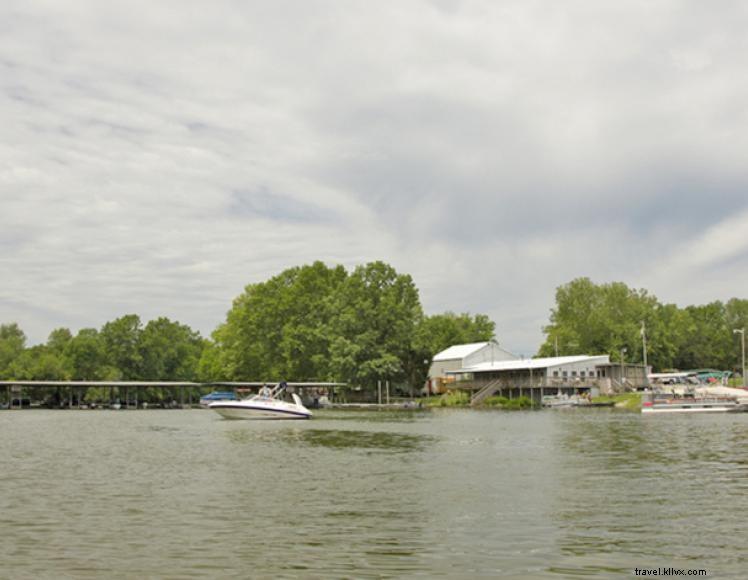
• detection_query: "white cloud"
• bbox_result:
[1,0,747,354]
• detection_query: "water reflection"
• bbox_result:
[295,429,437,452]
[222,423,437,453]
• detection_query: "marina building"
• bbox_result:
[445,354,614,403]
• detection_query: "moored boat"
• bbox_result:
[199,391,237,407]
[542,394,582,408]
[642,395,748,414]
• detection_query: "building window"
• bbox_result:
[580,371,586,378]
[562,371,568,378]
[571,371,577,377]
[553,371,559,378]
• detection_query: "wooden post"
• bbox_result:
[386,380,390,405]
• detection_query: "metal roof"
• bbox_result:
[0,380,347,388]
[433,342,492,361]
[447,355,610,374]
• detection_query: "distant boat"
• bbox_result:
[208,382,311,420]
[642,398,747,413]
[199,391,237,407]
[542,394,581,408]
[542,394,610,408]
[642,394,748,414]
[642,385,748,414]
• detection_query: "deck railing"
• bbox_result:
[455,377,606,391]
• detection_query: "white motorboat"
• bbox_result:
[208,382,312,420]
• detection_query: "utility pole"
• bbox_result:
[734,328,746,388]
[641,321,648,386]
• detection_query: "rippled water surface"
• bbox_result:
[1,408,746,578]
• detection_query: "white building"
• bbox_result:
[454,355,611,383]
[427,341,518,394]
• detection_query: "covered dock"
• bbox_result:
[0,380,347,409]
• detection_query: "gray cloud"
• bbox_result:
[1,0,747,354]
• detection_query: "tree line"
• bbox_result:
[0,261,494,391]
[3,269,745,391]
[538,277,748,373]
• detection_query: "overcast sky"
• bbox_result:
[2,1,748,355]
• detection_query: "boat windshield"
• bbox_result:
[250,382,288,400]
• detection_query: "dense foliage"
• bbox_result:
[0,316,206,382]
[202,261,494,389]
[0,261,496,392]
[4,269,745,391]
[538,277,748,372]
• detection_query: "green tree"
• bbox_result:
[328,261,423,388]
[539,278,660,366]
[47,327,73,354]
[538,278,748,372]
[215,261,347,380]
[726,298,748,372]
[196,340,230,381]
[100,314,143,379]
[0,323,27,378]
[139,317,205,380]
[415,312,495,358]
[8,345,67,380]
[673,302,732,370]
[64,328,115,380]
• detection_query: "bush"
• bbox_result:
[483,395,533,409]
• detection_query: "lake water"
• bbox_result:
[1,408,746,579]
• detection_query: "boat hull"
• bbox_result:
[642,400,748,414]
[208,399,311,420]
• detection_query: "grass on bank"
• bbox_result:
[420,391,534,409]
[592,393,641,410]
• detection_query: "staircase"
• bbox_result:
[470,379,502,406]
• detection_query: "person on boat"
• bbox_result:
[259,384,271,399]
